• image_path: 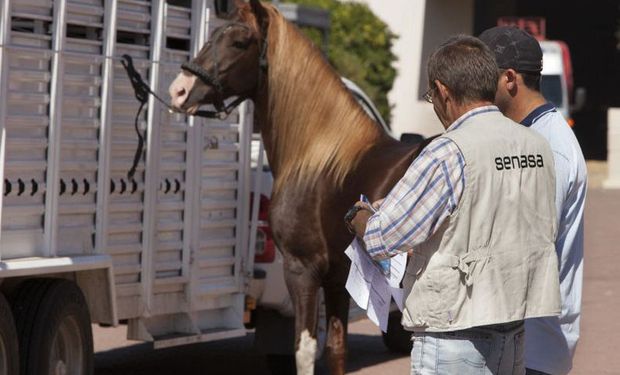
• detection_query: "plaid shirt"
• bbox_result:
[364,106,501,260]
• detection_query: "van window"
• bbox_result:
[541,74,563,109]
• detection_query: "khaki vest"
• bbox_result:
[401,110,561,332]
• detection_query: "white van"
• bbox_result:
[540,40,571,119]
[540,40,585,124]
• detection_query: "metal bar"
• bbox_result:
[246,134,265,283]
[184,0,209,314]
[106,264,119,325]
[0,254,112,278]
[44,0,68,257]
[234,101,252,291]
[0,0,11,260]
[181,0,208,314]
[141,0,165,314]
[95,0,117,254]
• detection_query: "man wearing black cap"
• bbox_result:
[480,26,587,375]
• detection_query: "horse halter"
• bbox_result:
[119,21,268,180]
[180,21,269,120]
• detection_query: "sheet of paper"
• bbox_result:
[367,270,391,332]
[345,238,407,331]
[390,287,405,311]
[345,245,371,309]
[389,252,407,288]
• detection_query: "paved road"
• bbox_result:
[94,319,408,375]
[94,187,620,374]
[571,188,620,375]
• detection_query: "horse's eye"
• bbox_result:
[232,39,251,49]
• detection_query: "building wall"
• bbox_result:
[357,0,475,138]
[605,108,620,188]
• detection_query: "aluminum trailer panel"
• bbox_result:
[0,0,253,345]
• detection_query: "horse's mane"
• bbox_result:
[257,5,386,193]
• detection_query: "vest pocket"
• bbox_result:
[403,253,428,291]
[425,266,462,323]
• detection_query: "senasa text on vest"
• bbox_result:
[494,154,544,171]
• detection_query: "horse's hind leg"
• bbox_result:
[323,279,350,375]
[284,259,321,375]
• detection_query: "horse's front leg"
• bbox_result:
[323,263,350,375]
[284,256,322,375]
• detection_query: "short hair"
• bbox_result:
[521,72,541,91]
[427,35,499,104]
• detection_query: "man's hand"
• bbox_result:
[371,198,384,210]
[348,202,374,238]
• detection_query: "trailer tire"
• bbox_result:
[12,279,94,375]
[0,292,19,375]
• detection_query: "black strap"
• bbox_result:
[119,22,261,179]
[181,62,223,93]
[120,55,247,180]
[121,54,174,112]
[120,55,149,180]
[126,102,145,180]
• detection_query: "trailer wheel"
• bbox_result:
[0,293,19,375]
[12,279,93,375]
[381,311,412,355]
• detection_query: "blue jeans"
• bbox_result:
[410,321,525,375]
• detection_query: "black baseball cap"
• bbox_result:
[479,26,543,73]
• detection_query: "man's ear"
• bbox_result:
[434,79,450,103]
[503,69,518,92]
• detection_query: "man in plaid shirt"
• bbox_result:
[348,35,561,374]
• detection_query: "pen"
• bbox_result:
[360,194,377,213]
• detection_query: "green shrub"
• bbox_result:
[283,0,398,124]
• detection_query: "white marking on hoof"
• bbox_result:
[296,329,317,375]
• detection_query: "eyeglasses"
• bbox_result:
[422,87,434,103]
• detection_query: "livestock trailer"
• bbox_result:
[0,0,261,373]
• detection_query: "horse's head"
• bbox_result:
[168,0,269,115]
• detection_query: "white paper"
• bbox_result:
[390,287,405,311]
[345,245,371,309]
[345,238,407,332]
[389,252,407,288]
[367,270,390,332]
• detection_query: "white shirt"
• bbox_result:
[521,104,587,375]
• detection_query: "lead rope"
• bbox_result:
[119,22,268,180]
[120,54,241,180]
[120,55,153,180]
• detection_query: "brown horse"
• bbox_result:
[169,1,430,373]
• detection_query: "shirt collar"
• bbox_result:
[446,105,500,132]
[520,103,557,127]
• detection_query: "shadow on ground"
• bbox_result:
[95,332,406,375]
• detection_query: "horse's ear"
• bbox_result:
[215,0,249,19]
[214,0,232,18]
[248,0,268,28]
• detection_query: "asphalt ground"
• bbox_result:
[94,184,620,374]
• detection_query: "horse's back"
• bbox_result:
[358,136,437,201]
